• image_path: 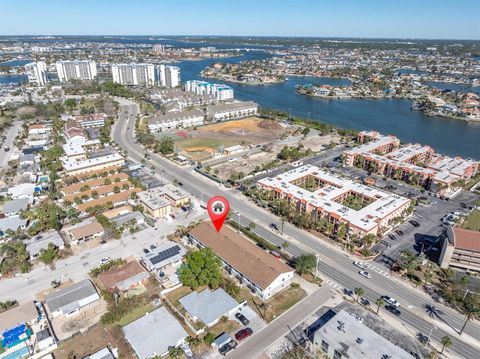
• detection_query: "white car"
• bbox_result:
[353,261,367,269]
[359,270,371,279]
[100,257,112,265]
[383,296,400,307]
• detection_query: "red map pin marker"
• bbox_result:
[207,196,229,232]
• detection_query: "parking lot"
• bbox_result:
[323,159,480,267]
[374,190,478,267]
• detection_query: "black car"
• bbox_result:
[380,240,391,248]
[460,202,467,208]
[385,305,401,316]
[235,312,250,326]
[395,229,404,236]
[409,220,420,227]
[219,340,237,356]
[388,233,396,240]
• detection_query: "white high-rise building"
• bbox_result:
[56,60,97,82]
[25,61,48,86]
[111,63,155,86]
[184,80,234,101]
[157,65,181,88]
[31,46,52,53]
[152,44,165,54]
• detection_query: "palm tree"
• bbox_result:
[354,287,365,303]
[375,297,385,314]
[282,241,289,253]
[440,335,452,354]
[459,295,480,335]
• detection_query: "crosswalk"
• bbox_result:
[324,278,343,291]
[366,263,390,278]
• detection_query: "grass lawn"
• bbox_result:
[236,284,307,322]
[176,137,237,151]
[0,342,4,354]
[461,210,480,231]
[209,319,241,337]
[116,303,156,327]
[164,286,193,309]
[264,284,307,322]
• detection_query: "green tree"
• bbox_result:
[179,248,223,290]
[294,254,316,275]
[155,137,175,155]
[39,243,60,265]
[64,98,77,111]
[168,346,184,359]
[354,287,365,302]
[222,279,240,299]
[0,240,31,274]
[440,336,452,354]
[459,294,480,335]
[375,297,384,314]
[398,250,420,276]
[203,332,215,345]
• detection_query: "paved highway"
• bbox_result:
[113,99,479,358]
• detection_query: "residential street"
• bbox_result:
[0,211,206,303]
[111,98,480,359]
[228,287,334,359]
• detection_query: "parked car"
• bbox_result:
[235,327,253,341]
[143,248,150,254]
[359,270,371,279]
[353,261,367,269]
[409,220,420,227]
[383,296,400,307]
[235,312,250,326]
[270,250,281,259]
[360,297,370,306]
[100,257,111,265]
[380,240,391,248]
[219,340,237,356]
[388,233,397,240]
[385,305,401,316]
[395,229,404,236]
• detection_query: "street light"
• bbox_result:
[426,325,437,348]
[315,253,320,278]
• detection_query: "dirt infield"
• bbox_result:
[184,146,214,153]
[199,117,282,134]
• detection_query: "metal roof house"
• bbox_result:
[44,279,100,318]
[142,241,186,273]
[24,230,65,259]
[122,306,187,358]
[178,288,242,327]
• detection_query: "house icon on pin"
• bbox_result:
[213,202,224,214]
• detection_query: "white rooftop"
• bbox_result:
[258,165,410,231]
[122,306,187,359]
[314,310,413,359]
[61,153,124,172]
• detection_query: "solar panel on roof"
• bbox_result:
[149,245,181,265]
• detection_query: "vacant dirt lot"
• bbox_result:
[51,301,107,341]
[175,117,289,160]
[54,324,135,359]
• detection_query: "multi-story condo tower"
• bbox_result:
[184,80,234,101]
[157,65,181,88]
[111,63,155,86]
[152,44,165,54]
[56,60,97,82]
[25,61,48,86]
